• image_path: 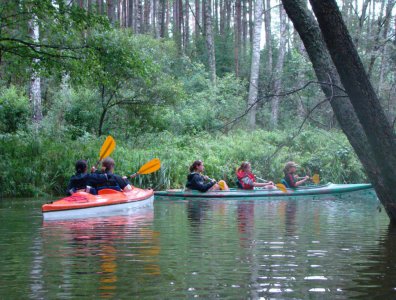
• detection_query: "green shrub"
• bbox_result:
[0,86,29,133]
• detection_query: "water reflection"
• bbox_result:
[237,201,255,247]
[37,209,159,298]
[3,193,396,299]
[349,223,396,298]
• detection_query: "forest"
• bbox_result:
[0,0,395,201]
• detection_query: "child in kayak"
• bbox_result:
[236,162,276,190]
[186,160,229,192]
[66,159,108,195]
[283,161,309,188]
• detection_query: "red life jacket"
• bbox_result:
[236,170,256,190]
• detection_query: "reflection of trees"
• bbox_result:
[39,210,160,298]
[349,224,396,299]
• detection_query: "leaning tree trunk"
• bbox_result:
[247,0,263,129]
[281,0,378,180]
[308,0,396,223]
[28,14,42,127]
[270,5,287,129]
[204,0,216,85]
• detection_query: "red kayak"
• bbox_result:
[42,187,154,220]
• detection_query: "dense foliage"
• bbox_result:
[0,128,366,197]
[1,1,392,197]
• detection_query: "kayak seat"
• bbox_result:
[98,188,122,195]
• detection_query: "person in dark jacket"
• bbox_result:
[186,160,229,192]
[66,160,108,195]
[283,161,309,188]
[95,157,132,192]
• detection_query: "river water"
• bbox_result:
[1,190,395,299]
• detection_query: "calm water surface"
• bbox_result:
[1,190,395,299]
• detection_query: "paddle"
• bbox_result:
[130,158,161,179]
[256,176,269,183]
[96,136,116,167]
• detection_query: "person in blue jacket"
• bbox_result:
[66,160,108,195]
[186,160,228,192]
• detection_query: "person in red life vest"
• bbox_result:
[283,161,309,188]
[186,160,229,192]
[236,162,276,190]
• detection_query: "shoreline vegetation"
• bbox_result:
[0,128,367,198]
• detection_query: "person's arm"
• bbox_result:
[66,178,74,195]
[295,175,309,187]
[113,175,129,190]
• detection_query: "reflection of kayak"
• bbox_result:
[154,183,373,199]
[42,188,154,220]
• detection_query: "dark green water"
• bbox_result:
[1,190,395,299]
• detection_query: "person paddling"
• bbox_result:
[236,162,276,189]
[95,157,132,192]
[186,160,229,192]
[283,161,309,188]
[66,160,108,195]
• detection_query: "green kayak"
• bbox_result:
[154,183,373,199]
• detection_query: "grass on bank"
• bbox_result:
[0,128,367,198]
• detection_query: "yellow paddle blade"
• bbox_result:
[99,136,116,161]
[276,183,287,193]
[137,158,161,175]
[312,174,320,184]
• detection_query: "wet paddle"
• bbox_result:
[96,136,116,167]
[130,158,161,179]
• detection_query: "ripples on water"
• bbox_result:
[0,190,395,299]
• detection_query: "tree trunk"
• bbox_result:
[354,0,370,49]
[234,0,241,77]
[144,0,151,33]
[264,0,273,91]
[242,0,247,56]
[247,0,263,129]
[185,0,190,50]
[219,0,225,35]
[377,0,395,96]
[28,14,43,126]
[195,0,200,41]
[367,0,386,78]
[204,0,216,85]
[248,0,253,47]
[107,0,116,24]
[270,5,287,129]
[308,0,396,223]
[160,0,166,37]
[128,0,133,28]
[165,0,170,37]
[225,0,231,31]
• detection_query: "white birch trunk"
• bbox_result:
[28,14,43,126]
[270,5,287,129]
[247,0,263,129]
